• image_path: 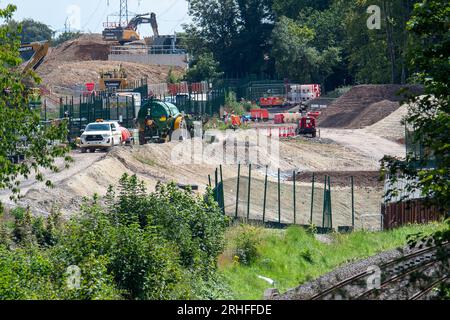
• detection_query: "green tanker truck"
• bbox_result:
[137,99,189,144]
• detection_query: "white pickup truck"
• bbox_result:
[79,121,123,153]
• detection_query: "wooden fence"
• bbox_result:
[382,199,445,230]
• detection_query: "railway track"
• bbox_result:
[311,243,449,300]
[410,275,449,300]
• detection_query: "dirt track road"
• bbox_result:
[0,151,105,212]
[320,128,405,162]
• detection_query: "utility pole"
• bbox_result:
[119,0,129,27]
[64,17,70,33]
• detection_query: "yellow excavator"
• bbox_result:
[98,64,128,91]
[19,41,49,74]
[19,41,50,106]
[102,12,159,45]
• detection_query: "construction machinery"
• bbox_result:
[19,41,49,74]
[8,42,50,164]
[17,41,51,108]
[296,116,317,138]
[137,99,189,144]
[99,65,128,91]
[103,13,159,45]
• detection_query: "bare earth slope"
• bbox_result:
[319,85,422,129]
[37,34,184,95]
[364,105,408,142]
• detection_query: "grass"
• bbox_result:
[219,222,446,300]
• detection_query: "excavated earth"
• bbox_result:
[37,34,184,96]
[319,85,422,129]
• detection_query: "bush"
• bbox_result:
[233,225,261,265]
[0,245,57,300]
[0,174,229,300]
[225,91,245,115]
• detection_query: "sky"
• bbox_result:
[1,0,192,36]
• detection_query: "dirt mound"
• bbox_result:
[44,34,110,65]
[39,60,183,95]
[319,85,422,129]
[349,100,400,128]
[37,34,185,95]
[364,105,408,142]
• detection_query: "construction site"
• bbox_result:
[1,0,448,304]
[6,27,424,232]
[4,0,434,233]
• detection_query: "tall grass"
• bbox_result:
[219,223,445,299]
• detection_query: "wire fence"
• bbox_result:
[59,94,137,141]
[211,165,384,233]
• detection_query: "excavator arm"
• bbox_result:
[127,13,159,37]
[19,41,49,74]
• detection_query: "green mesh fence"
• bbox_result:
[211,165,383,232]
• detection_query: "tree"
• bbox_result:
[381,0,449,262]
[8,18,54,43]
[0,5,70,208]
[343,0,419,84]
[185,0,274,75]
[185,53,223,82]
[272,0,332,19]
[52,31,81,46]
[271,16,341,85]
[382,0,449,210]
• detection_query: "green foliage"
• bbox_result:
[223,91,253,116]
[0,245,59,299]
[272,15,342,85]
[272,0,332,18]
[343,0,418,84]
[184,0,423,90]
[221,223,445,299]
[7,18,54,43]
[224,91,245,115]
[0,174,229,300]
[166,67,181,84]
[382,0,450,214]
[185,0,274,75]
[233,225,261,265]
[0,5,71,203]
[185,53,223,83]
[322,85,352,98]
[52,31,81,46]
